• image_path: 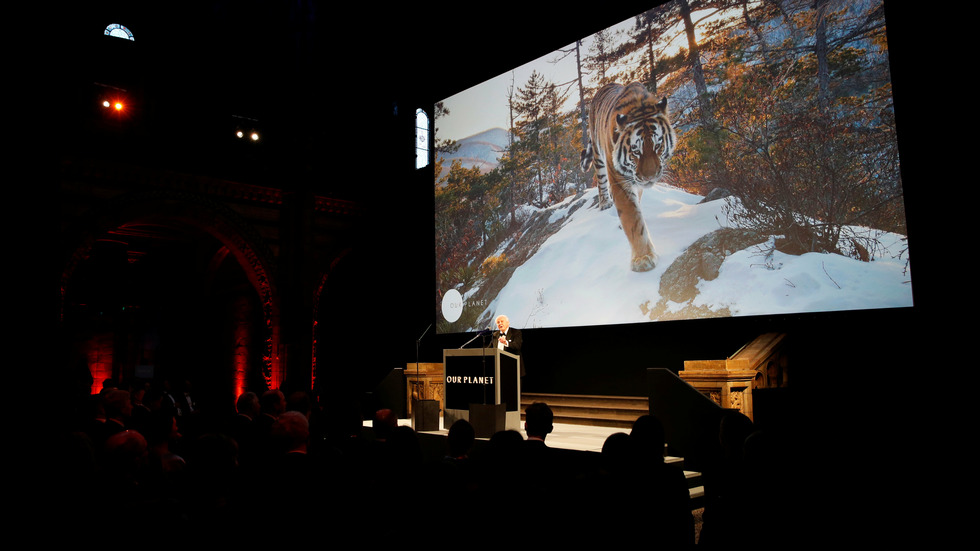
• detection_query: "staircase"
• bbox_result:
[683,466,705,509]
[520,392,704,509]
[520,392,648,428]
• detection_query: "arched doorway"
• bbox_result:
[60,191,282,422]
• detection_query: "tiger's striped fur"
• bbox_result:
[580,82,676,272]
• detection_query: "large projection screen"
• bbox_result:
[435,0,910,334]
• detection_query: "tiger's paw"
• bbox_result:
[596,193,614,210]
[631,253,657,272]
[593,197,614,211]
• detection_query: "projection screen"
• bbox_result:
[434,0,911,333]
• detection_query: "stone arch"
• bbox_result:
[60,189,283,392]
[310,247,353,392]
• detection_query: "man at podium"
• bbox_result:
[492,314,524,377]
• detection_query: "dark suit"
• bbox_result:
[492,327,524,376]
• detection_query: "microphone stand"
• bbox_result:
[481,330,492,406]
[416,323,431,381]
[458,328,490,349]
[413,323,433,431]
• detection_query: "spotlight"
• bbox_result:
[231,115,262,144]
[234,129,259,141]
[100,98,125,112]
[95,83,131,120]
[98,96,128,119]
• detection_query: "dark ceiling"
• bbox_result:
[56,1,670,136]
[53,1,922,204]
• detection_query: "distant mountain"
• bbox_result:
[438,128,510,176]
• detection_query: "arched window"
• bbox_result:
[104,23,135,41]
[415,108,430,169]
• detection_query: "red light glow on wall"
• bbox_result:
[85,332,115,394]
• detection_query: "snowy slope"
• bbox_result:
[476,184,912,329]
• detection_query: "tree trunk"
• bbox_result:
[814,0,831,114]
[678,0,710,123]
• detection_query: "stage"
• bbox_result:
[395,416,620,452]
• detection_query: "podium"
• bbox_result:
[443,347,521,435]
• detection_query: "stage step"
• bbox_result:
[685,470,705,509]
[521,392,649,428]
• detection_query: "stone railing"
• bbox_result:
[679,333,787,421]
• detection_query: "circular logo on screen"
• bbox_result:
[441,289,463,322]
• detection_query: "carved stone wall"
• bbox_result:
[680,359,757,420]
[405,362,445,417]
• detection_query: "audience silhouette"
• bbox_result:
[61,385,755,544]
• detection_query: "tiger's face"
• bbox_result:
[611,89,675,188]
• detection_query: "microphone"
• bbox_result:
[459,327,493,349]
